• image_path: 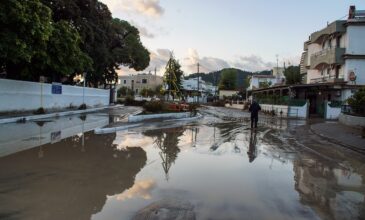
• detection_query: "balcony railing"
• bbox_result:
[309,75,344,84]
[310,47,345,69]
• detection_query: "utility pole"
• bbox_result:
[197,63,200,104]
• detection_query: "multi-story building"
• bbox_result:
[117,73,163,94]
[300,6,365,85]
[181,77,218,102]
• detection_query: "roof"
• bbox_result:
[251,75,276,79]
[249,82,362,93]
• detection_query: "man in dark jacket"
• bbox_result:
[249,100,261,128]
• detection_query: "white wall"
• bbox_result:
[260,103,308,119]
[343,59,365,85]
[325,102,341,120]
[346,25,365,55]
[0,79,110,112]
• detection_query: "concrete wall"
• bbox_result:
[261,103,308,119]
[0,79,110,112]
[346,25,365,55]
[343,59,365,85]
[339,113,365,127]
[219,90,237,99]
[325,102,342,120]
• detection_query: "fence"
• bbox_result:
[0,79,110,112]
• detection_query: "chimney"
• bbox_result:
[349,5,356,19]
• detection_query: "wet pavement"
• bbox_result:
[1,106,365,220]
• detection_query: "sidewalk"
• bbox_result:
[310,122,365,153]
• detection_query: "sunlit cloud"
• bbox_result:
[101,0,164,18]
[116,179,156,201]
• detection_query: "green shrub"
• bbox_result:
[143,101,165,113]
[34,107,46,115]
[78,103,87,110]
[347,87,365,116]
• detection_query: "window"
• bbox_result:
[327,68,331,75]
[123,80,126,84]
[131,80,134,84]
[136,89,138,93]
[142,79,147,84]
[336,36,341,48]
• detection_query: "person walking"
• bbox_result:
[249,100,261,129]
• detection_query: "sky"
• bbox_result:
[99,0,365,76]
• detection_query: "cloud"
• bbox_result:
[116,179,156,201]
[182,48,230,73]
[117,48,171,76]
[232,55,275,72]
[117,48,301,76]
[101,0,164,18]
[130,21,155,38]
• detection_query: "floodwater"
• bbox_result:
[1,106,365,220]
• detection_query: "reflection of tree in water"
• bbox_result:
[144,127,185,181]
[0,131,147,220]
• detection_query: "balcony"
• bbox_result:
[310,76,344,84]
[310,47,345,69]
[310,20,346,44]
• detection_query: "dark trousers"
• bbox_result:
[251,115,258,128]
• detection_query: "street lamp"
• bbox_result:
[83,72,86,106]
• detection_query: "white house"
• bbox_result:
[181,77,218,103]
[300,6,365,86]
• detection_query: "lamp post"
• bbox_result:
[83,72,86,106]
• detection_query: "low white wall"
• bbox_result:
[128,112,191,122]
[339,113,365,127]
[0,79,110,112]
[260,102,308,119]
[325,102,342,120]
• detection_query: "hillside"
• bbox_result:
[184,68,271,90]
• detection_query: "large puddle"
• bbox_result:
[1,107,365,220]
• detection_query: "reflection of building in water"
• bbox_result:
[0,114,109,157]
[144,128,185,181]
[0,131,147,220]
[293,155,365,220]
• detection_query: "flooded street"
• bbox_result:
[1,106,365,220]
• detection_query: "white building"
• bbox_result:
[248,73,285,91]
[117,73,163,94]
[181,77,218,103]
[300,6,365,85]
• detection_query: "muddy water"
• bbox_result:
[1,108,365,220]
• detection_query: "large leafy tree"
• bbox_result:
[219,69,237,90]
[42,0,150,87]
[284,66,301,85]
[0,0,53,80]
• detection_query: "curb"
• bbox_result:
[0,105,120,124]
[309,126,365,154]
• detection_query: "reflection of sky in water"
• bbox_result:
[1,109,364,220]
[94,123,362,220]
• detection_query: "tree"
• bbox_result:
[139,88,155,97]
[284,66,301,85]
[163,54,183,99]
[0,0,53,80]
[117,86,134,97]
[219,69,237,90]
[38,20,92,82]
[347,87,365,115]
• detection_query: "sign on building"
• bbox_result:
[52,83,62,94]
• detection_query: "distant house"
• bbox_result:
[219,90,238,100]
[181,77,217,103]
[117,73,163,94]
